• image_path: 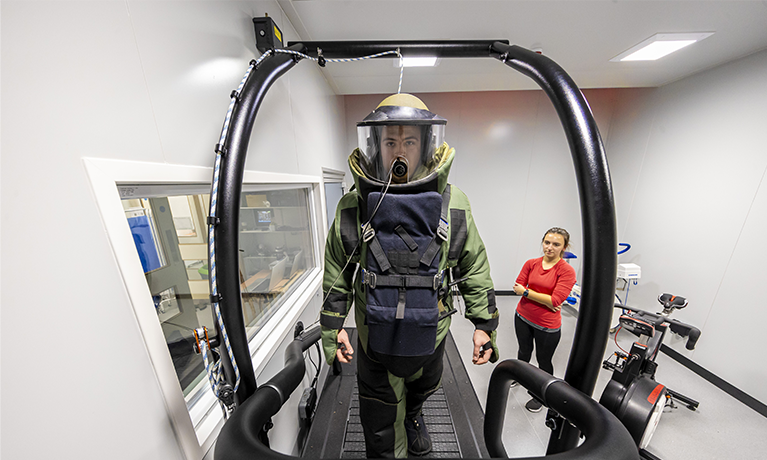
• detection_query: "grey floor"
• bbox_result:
[450,295,767,459]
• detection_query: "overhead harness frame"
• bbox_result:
[207,33,620,459]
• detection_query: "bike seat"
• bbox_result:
[658,293,687,310]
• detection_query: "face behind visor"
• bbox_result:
[357,94,446,184]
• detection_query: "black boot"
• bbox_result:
[404,413,432,456]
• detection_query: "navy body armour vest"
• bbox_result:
[362,190,445,357]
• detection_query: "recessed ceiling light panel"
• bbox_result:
[611,32,714,62]
[395,56,439,67]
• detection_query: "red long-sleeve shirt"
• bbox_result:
[515,257,576,329]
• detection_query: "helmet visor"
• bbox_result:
[357,124,445,183]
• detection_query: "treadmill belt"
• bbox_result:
[303,329,488,458]
[342,384,462,458]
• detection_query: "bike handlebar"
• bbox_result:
[687,327,701,350]
[614,304,701,350]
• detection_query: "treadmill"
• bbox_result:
[206,31,635,460]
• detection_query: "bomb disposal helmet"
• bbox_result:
[357,94,446,184]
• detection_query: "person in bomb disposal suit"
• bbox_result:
[320,93,500,457]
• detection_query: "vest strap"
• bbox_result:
[419,235,442,266]
[368,236,392,273]
[419,186,452,267]
[394,225,419,252]
[363,271,443,290]
[396,288,407,319]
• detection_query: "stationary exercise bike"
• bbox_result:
[599,294,702,453]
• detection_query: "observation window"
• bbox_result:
[120,185,317,406]
[86,158,323,457]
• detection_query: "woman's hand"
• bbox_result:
[513,283,526,296]
[548,303,561,313]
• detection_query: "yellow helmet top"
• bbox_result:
[376,93,429,111]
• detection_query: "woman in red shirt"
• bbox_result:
[512,227,577,412]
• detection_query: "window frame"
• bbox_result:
[84,158,324,460]
[320,167,348,237]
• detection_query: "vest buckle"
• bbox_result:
[437,218,449,242]
[362,223,376,243]
[362,269,377,289]
[433,271,444,290]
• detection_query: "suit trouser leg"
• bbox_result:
[357,340,405,458]
[404,338,445,419]
[357,338,446,458]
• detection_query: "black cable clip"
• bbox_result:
[317,48,326,68]
[249,59,257,67]
[219,383,235,411]
[545,410,564,432]
[230,90,240,102]
[214,143,227,156]
[294,321,305,339]
[207,215,220,226]
[263,418,274,434]
[210,293,223,304]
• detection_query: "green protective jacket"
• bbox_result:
[320,143,500,365]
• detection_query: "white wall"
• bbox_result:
[345,50,767,406]
[608,50,767,405]
[1,2,346,459]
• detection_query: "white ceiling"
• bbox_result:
[276,0,767,95]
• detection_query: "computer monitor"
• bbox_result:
[248,256,287,293]
[267,257,287,291]
[289,250,304,278]
[256,209,272,229]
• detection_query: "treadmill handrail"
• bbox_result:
[485,360,639,460]
[491,42,617,453]
[215,325,320,460]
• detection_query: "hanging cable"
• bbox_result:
[206,52,276,411]
[272,47,405,94]
[309,162,396,330]
[614,326,630,355]
[397,48,403,94]
[201,340,236,418]
[273,47,399,64]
